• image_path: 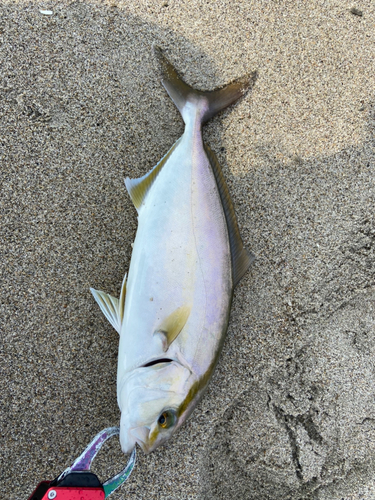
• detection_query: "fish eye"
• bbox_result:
[158,410,176,429]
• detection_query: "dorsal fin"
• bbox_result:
[125,139,180,211]
[204,144,255,286]
[90,273,127,334]
[153,305,191,352]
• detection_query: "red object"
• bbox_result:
[46,486,105,500]
[27,481,105,500]
[26,427,136,500]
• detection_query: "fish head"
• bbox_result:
[119,360,195,454]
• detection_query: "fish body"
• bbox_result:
[91,47,256,454]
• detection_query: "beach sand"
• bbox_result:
[1,1,375,498]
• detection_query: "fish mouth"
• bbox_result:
[142,358,173,368]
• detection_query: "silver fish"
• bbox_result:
[91,46,256,454]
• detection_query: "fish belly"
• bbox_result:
[117,134,232,399]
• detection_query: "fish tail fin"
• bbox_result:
[153,45,257,125]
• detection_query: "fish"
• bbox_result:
[90,46,256,454]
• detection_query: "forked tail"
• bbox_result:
[153,45,257,125]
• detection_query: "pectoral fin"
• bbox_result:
[154,305,191,352]
[90,273,127,334]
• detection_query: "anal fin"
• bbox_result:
[204,143,255,286]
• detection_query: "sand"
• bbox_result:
[1,1,375,499]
